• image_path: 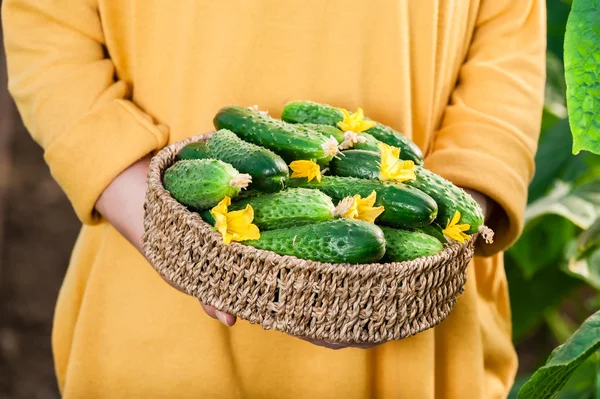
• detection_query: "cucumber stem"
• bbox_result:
[333,197,356,218]
[321,136,340,157]
[339,131,367,150]
[478,225,494,244]
[230,173,252,189]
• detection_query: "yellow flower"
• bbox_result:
[378,142,416,182]
[354,191,385,223]
[334,191,385,223]
[442,211,471,243]
[334,196,359,219]
[337,108,377,133]
[211,196,260,245]
[289,160,322,182]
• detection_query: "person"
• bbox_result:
[2,0,545,397]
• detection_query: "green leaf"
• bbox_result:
[507,258,581,342]
[564,0,600,155]
[525,180,600,229]
[564,218,600,288]
[557,355,597,399]
[518,310,600,398]
[509,215,576,278]
[528,119,573,203]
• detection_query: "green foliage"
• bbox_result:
[518,311,600,398]
[565,218,600,288]
[507,1,600,395]
[564,0,600,155]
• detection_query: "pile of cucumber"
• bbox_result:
[162,101,488,264]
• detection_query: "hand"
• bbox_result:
[462,187,494,220]
[95,154,237,327]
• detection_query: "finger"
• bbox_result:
[216,311,237,327]
[199,302,236,326]
[200,303,218,319]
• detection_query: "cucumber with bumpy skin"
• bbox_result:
[301,123,381,152]
[163,159,250,210]
[328,149,484,233]
[177,130,289,192]
[281,100,424,164]
[213,106,338,164]
[201,188,335,230]
[244,219,386,264]
[288,175,438,228]
[380,226,443,262]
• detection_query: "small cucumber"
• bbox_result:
[244,219,386,264]
[281,101,424,164]
[414,224,447,244]
[177,129,289,192]
[201,188,335,230]
[213,106,338,164]
[328,150,484,233]
[288,175,438,228]
[163,159,250,210]
[330,149,381,180]
[380,226,443,262]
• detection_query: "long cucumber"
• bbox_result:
[281,100,424,164]
[178,129,289,192]
[213,106,338,164]
[287,175,438,228]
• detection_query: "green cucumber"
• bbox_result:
[213,106,338,164]
[328,150,484,233]
[177,129,289,192]
[288,175,437,228]
[281,100,424,164]
[414,224,447,244]
[380,227,443,262]
[163,159,250,210]
[301,123,345,143]
[201,188,335,230]
[411,167,484,234]
[330,149,381,180]
[244,219,386,264]
[301,123,381,152]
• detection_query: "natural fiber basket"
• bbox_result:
[142,134,477,344]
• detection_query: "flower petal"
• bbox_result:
[449,211,461,227]
[290,160,321,182]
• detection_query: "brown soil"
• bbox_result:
[0,105,79,398]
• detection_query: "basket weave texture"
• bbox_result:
[142,134,476,344]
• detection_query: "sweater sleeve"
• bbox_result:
[2,0,170,225]
[425,0,546,255]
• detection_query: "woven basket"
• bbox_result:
[142,134,476,344]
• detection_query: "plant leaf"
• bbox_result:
[518,310,600,398]
[564,218,600,288]
[525,180,600,229]
[509,215,577,278]
[564,0,600,155]
[506,257,581,342]
[528,119,573,203]
[557,355,597,398]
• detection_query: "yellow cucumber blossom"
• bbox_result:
[210,196,260,245]
[378,142,416,182]
[337,108,377,133]
[334,191,384,223]
[442,211,471,243]
[289,160,322,182]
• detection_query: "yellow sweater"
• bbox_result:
[2,0,545,397]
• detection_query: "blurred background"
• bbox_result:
[0,0,599,398]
